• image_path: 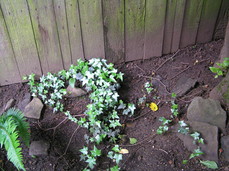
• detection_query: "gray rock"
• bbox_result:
[4,99,16,111]
[187,97,227,132]
[176,121,218,161]
[172,75,197,97]
[17,93,31,111]
[24,98,43,119]
[221,136,229,161]
[66,85,87,98]
[209,72,229,109]
[29,140,50,156]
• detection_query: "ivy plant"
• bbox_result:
[25,58,135,170]
[209,57,229,78]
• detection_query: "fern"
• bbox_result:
[0,108,30,171]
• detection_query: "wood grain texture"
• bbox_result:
[78,0,105,59]
[213,0,229,39]
[180,0,204,48]
[65,0,84,63]
[171,0,186,53]
[144,0,166,59]
[27,0,63,74]
[0,7,21,86]
[197,0,222,43]
[125,0,146,61]
[1,0,42,77]
[163,0,176,54]
[53,0,72,69]
[103,0,124,64]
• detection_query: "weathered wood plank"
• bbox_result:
[53,0,72,69]
[171,0,186,53]
[125,0,146,61]
[197,0,222,43]
[144,0,166,59]
[1,0,42,77]
[103,0,124,64]
[213,0,229,40]
[0,7,21,86]
[78,0,105,60]
[27,0,63,74]
[163,0,176,54]
[65,0,84,63]
[180,0,204,48]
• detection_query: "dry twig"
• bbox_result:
[155,49,180,72]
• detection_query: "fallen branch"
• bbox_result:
[155,49,180,72]
[169,65,191,80]
[59,125,80,158]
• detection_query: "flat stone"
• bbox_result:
[66,85,87,98]
[4,99,16,112]
[29,140,50,156]
[176,121,218,161]
[187,97,227,132]
[221,136,229,161]
[17,93,31,111]
[209,72,229,109]
[24,98,43,119]
[172,75,197,97]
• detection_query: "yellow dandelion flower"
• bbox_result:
[149,102,158,111]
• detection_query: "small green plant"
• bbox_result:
[156,117,172,134]
[129,138,137,144]
[0,108,30,171]
[209,57,229,78]
[144,82,153,94]
[189,148,204,159]
[107,145,123,170]
[200,160,218,169]
[170,93,178,117]
[177,121,189,135]
[80,146,101,170]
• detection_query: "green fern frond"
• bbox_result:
[0,118,25,171]
[2,108,30,147]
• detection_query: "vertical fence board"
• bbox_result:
[171,0,186,52]
[27,0,63,74]
[65,0,84,64]
[214,0,229,40]
[103,0,124,64]
[163,0,176,54]
[53,0,72,69]
[180,0,204,48]
[1,0,42,77]
[144,0,166,59]
[78,0,105,60]
[197,0,222,43]
[125,0,145,62]
[0,7,21,86]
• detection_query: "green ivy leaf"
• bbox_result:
[112,145,120,153]
[182,160,188,164]
[200,160,218,169]
[91,146,101,157]
[129,138,137,144]
[110,165,119,171]
[69,78,76,88]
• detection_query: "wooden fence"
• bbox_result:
[0,0,228,86]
